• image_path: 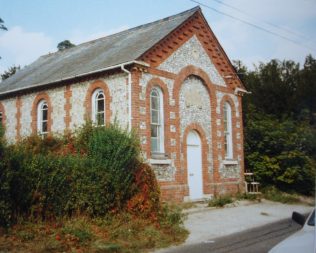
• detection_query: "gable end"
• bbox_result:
[138,9,244,90]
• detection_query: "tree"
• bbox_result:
[1,65,20,81]
[0,18,7,31]
[237,56,316,195]
[57,40,75,51]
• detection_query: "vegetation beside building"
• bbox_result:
[0,123,188,252]
[236,55,316,195]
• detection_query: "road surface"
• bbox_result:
[160,218,301,253]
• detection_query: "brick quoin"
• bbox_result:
[31,92,53,136]
[0,102,6,127]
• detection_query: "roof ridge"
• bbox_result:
[76,6,200,47]
[41,6,200,58]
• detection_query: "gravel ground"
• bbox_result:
[183,199,313,244]
[154,199,313,253]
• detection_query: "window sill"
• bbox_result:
[149,158,172,165]
[223,159,238,165]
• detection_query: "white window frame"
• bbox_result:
[224,102,233,159]
[92,88,105,126]
[37,100,48,135]
[150,87,164,154]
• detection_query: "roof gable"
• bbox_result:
[157,35,226,86]
[138,9,244,90]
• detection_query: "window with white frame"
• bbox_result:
[92,89,105,126]
[150,87,164,153]
[37,100,48,135]
[224,102,233,159]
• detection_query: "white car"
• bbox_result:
[269,209,315,253]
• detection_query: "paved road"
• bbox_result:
[160,218,301,253]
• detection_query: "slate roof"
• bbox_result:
[0,6,200,96]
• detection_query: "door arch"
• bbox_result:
[187,130,203,200]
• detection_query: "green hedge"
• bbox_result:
[0,123,158,227]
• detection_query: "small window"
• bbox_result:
[150,87,164,153]
[224,102,233,159]
[37,100,48,135]
[92,89,105,126]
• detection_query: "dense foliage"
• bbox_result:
[0,123,161,227]
[235,55,316,195]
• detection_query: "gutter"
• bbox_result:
[0,60,149,99]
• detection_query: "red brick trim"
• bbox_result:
[219,95,237,161]
[31,93,53,135]
[15,96,22,141]
[139,11,244,90]
[64,85,72,131]
[146,67,176,80]
[0,102,6,128]
[145,77,170,157]
[84,80,112,124]
[131,69,141,129]
[173,65,220,182]
[182,123,210,195]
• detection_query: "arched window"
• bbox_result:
[37,100,48,135]
[150,87,164,153]
[224,102,233,159]
[92,89,105,126]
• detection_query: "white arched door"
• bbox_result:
[187,130,203,200]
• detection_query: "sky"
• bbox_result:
[1,0,316,74]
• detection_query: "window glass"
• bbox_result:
[151,125,158,138]
[92,89,105,126]
[37,100,48,135]
[151,138,158,153]
[150,87,164,153]
[224,102,233,159]
[151,110,159,124]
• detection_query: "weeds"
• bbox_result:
[0,212,188,253]
[262,186,301,203]
[236,193,260,201]
[208,196,233,207]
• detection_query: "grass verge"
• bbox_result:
[0,206,188,253]
[261,186,301,204]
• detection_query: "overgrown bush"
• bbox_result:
[0,122,161,227]
[244,111,315,195]
[236,56,316,196]
[0,125,12,227]
[127,162,161,219]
